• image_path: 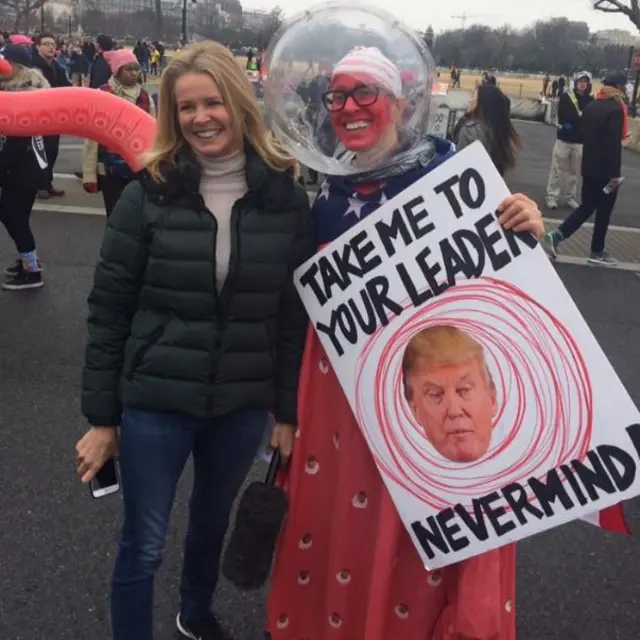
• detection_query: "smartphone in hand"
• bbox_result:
[89,458,120,498]
[603,177,625,194]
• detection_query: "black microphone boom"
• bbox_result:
[222,449,288,590]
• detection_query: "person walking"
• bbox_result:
[82,49,155,217]
[89,34,113,88]
[70,42,90,86]
[75,40,313,640]
[541,71,628,266]
[454,82,521,177]
[545,71,593,210]
[0,45,50,290]
[133,39,149,82]
[30,32,71,200]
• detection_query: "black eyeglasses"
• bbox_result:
[322,85,381,112]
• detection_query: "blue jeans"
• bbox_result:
[110,408,268,640]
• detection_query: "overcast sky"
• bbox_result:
[245,0,637,33]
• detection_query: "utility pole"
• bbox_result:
[181,0,188,44]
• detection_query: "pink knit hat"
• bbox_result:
[332,47,402,97]
[9,34,32,46]
[103,49,139,75]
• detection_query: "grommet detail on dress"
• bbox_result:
[427,571,442,587]
[336,569,351,584]
[332,432,340,450]
[319,357,330,374]
[276,614,289,629]
[329,613,342,628]
[394,603,409,619]
[298,570,310,585]
[299,533,313,550]
[352,491,368,508]
[305,456,320,475]
[505,599,513,613]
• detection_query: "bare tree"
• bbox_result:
[0,0,48,31]
[154,0,163,40]
[593,0,640,31]
[258,6,284,48]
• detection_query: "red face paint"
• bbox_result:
[329,73,394,151]
[0,55,12,78]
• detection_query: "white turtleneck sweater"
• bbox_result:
[196,150,248,292]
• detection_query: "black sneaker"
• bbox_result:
[587,251,617,267]
[176,612,231,640]
[2,269,43,290]
[4,259,23,277]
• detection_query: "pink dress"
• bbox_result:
[266,326,516,639]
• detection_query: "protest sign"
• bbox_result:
[294,141,640,569]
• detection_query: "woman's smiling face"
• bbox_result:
[328,72,398,151]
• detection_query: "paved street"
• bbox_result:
[2,121,640,640]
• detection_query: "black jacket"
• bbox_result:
[30,53,71,88]
[82,147,314,428]
[580,97,624,182]
[71,50,90,75]
[90,54,111,89]
[556,90,593,144]
[0,67,50,192]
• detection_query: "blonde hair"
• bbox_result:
[402,325,492,399]
[145,40,298,180]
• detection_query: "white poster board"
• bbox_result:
[294,142,640,569]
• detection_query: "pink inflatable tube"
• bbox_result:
[0,87,156,172]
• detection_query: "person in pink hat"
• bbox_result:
[8,34,32,46]
[82,49,155,217]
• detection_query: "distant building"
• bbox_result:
[595,29,640,48]
[242,8,270,32]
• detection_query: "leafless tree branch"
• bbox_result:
[593,0,640,29]
[0,0,47,11]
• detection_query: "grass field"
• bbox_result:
[162,52,603,100]
[445,71,604,99]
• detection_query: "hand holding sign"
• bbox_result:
[497,193,544,235]
[294,141,637,569]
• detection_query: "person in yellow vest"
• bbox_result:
[545,71,593,210]
[149,46,160,75]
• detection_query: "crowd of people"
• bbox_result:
[0,23,632,640]
[0,31,165,290]
[442,67,628,267]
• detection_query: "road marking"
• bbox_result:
[33,203,105,215]
[59,144,83,150]
[554,255,640,273]
[544,217,640,234]
[53,173,80,180]
[30,204,640,273]
[512,119,548,126]
[32,191,640,245]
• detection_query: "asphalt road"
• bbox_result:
[2,120,640,640]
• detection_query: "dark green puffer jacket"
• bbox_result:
[81,145,314,427]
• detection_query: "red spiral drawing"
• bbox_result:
[354,276,593,511]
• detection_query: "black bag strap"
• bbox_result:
[265,448,281,486]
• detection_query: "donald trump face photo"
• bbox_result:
[402,325,497,463]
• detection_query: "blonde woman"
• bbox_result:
[75,41,313,640]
